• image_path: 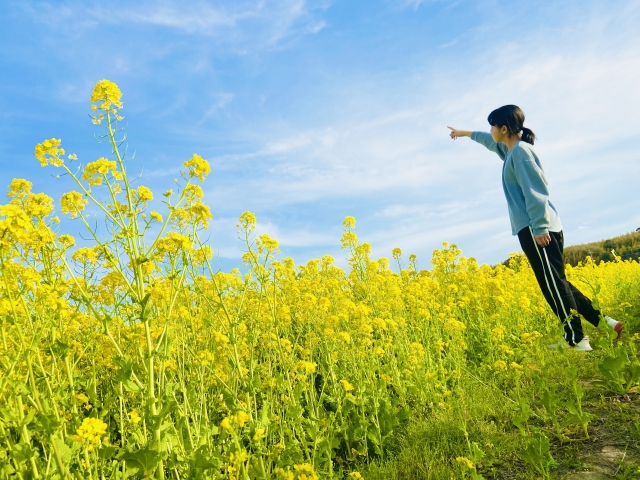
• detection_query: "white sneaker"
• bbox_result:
[547,336,593,351]
[572,336,593,351]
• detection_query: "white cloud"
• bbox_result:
[198,93,235,124]
[396,0,432,10]
[256,222,337,247]
[18,0,331,53]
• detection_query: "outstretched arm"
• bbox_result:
[448,127,508,161]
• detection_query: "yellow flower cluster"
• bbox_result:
[154,232,192,254]
[274,463,320,480]
[0,204,32,245]
[82,158,119,186]
[220,411,251,431]
[136,186,153,203]
[341,379,355,392]
[35,138,65,167]
[90,79,123,112]
[128,410,142,425]
[60,191,88,219]
[456,456,475,470]
[183,154,210,181]
[72,417,108,446]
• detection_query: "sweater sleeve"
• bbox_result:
[512,149,552,236]
[470,131,508,161]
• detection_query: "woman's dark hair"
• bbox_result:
[488,104,536,145]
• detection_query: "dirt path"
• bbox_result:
[559,393,640,479]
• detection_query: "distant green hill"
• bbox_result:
[502,229,640,267]
[563,229,640,266]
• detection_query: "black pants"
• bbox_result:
[517,227,601,345]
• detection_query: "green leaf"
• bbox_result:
[520,431,553,476]
[98,446,118,460]
[221,388,237,410]
[287,405,304,420]
[50,340,70,357]
[540,389,559,418]
[19,409,36,429]
[11,443,36,463]
[396,407,411,422]
[258,400,271,428]
[32,413,61,435]
[122,379,143,393]
[192,445,220,471]
[512,399,532,435]
[118,445,163,473]
[52,436,73,464]
[470,442,485,464]
[7,379,30,396]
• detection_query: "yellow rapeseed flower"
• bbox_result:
[72,417,108,446]
[35,138,65,167]
[155,232,192,254]
[497,344,514,356]
[82,159,117,186]
[494,360,507,371]
[337,332,351,343]
[58,234,75,247]
[8,179,32,199]
[220,417,232,431]
[129,410,141,425]
[136,185,153,203]
[456,456,474,470]
[90,79,123,112]
[238,211,257,230]
[60,191,88,219]
[443,318,466,335]
[189,202,213,229]
[183,154,210,181]
[236,410,250,427]
[343,216,356,229]
[297,361,317,374]
[293,463,319,480]
[75,393,90,404]
[340,379,354,391]
[491,326,505,341]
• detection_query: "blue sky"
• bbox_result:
[2,0,640,270]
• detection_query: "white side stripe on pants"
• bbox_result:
[529,228,575,343]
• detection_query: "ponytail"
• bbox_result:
[521,127,536,145]
[488,105,536,145]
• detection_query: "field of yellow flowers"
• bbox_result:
[1,80,639,479]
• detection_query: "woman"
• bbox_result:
[447,105,623,351]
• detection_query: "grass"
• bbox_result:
[361,324,640,480]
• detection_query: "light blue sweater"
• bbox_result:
[471,131,562,236]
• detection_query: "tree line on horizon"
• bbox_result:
[563,229,640,266]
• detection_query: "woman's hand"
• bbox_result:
[534,233,551,248]
[447,127,471,139]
